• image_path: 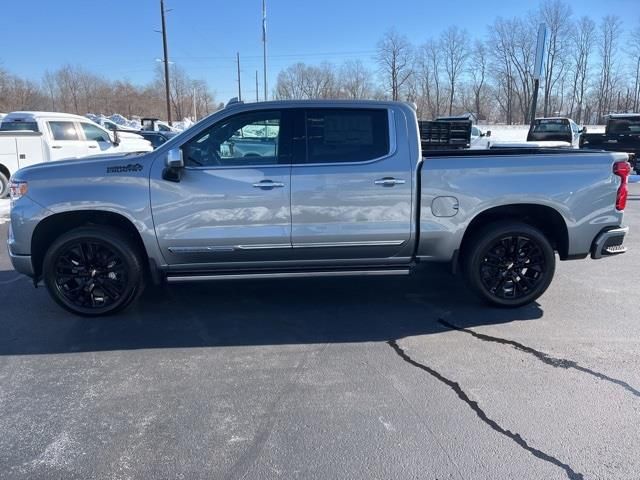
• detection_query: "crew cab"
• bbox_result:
[0,112,152,197]
[526,117,584,148]
[581,114,640,173]
[6,100,631,316]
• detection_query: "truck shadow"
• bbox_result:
[0,265,543,356]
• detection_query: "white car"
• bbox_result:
[470,125,492,149]
[0,111,152,197]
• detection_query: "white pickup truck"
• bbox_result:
[0,112,152,197]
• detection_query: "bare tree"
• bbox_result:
[419,39,445,118]
[440,26,470,115]
[469,40,488,120]
[275,62,338,100]
[539,0,573,116]
[376,30,413,101]
[596,15,623,121]
[339,60,373,99]
[568,16,596,123]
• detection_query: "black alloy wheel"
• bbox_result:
[464,222,555,308]
[43,227,144,316]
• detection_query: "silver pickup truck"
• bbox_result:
[6,100,631,316]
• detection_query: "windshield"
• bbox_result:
[608,117,640,134]
[0,121,39,132]
[531,119,570,134]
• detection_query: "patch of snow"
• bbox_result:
[0,199,9,225]
[172,118,194,131]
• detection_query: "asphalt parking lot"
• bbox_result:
[1,185,639,480]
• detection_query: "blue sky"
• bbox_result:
[1,0,638,102]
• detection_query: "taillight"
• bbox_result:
[613,161,631,211]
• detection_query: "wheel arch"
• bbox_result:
[31,210,151,281]
[459,203,569,263]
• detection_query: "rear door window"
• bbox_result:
[303,109,390,164]
[48,121,80,141]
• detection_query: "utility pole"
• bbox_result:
[160,0,172,125]
[256,70,259,102]
[236,52,242,101]
[262,0,268,101]
[530,23,547,129]
[192,87,197,122]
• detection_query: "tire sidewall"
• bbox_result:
[43,227,143,316]
[0,172,9,199]
[465,222,556,308]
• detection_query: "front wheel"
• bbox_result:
[463,221,555,308]
[43,227,145,316]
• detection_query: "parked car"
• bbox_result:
[526,117,584,148]
[141,117,179,135]
[581,114,640,174]
[0,112,152,197]
[7,100,631,316]
[138,131,173,149]
[470,125,491,149]
[88,116,139,134]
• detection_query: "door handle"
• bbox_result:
[52,146,63,149]
[252,180,285,190]
[374,177,406,187]
[88,145,97,149]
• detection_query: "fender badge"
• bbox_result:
[106,163,144,174]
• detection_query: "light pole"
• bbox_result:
[160,0,172,125]
[262,0,268,101]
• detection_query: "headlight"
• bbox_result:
[9,180,28,202]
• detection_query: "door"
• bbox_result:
[290,107,413,262]
[79,122,115,155]
[46,120,86,160]
[150,109,293,267]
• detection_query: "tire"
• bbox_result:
[0,171,9,199]
[463,221,555,308]
[43,226,145,316]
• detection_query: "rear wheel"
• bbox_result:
[463,221,555,308]
[43,227,145,316]
[0,171,9,199]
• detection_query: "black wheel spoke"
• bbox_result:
[53,240,129,311]
[479,233,546,301]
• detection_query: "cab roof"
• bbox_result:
[3,111,90,122]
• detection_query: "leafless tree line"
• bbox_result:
[275,0,640,124]
[0,64,218,122]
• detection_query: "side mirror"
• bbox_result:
[163,148,184,182]
[485,130,492,137]
[581,127,587,134]
[112,130,121,146]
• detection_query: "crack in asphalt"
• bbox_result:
[388,339,584,480]
[438,319,640,399]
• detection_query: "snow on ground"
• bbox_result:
[478,124,605,143]
[0,199,10,225]
[86,113,191,132]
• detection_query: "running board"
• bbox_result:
[166,268,411,283]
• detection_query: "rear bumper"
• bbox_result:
[591,226,628,259]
